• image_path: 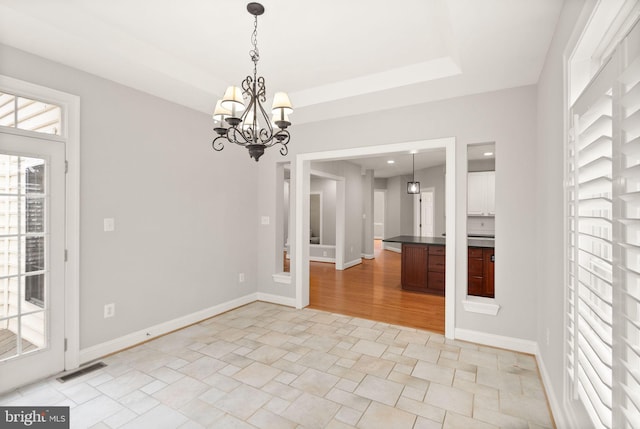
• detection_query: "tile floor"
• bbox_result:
[0,302,555,428]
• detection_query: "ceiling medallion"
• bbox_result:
[211,2,293,162]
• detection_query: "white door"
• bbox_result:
[421,190,434,237]
[414,189,434,237]
[0,133,65,393]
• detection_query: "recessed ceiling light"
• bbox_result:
[483,152,494,156]
[387,160,395,164]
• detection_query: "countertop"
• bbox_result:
[382,235,446,246]
[383,235,494,248]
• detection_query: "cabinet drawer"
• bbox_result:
[428,255,445,272]
[468,247,483,258]
[468,257,483,275]
[427,272,445,293]
[428,245,445,256]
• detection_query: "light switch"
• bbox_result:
[104,218,115,232]
[261,216,270,225]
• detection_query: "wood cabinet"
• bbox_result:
[401,243,445,295]
[467,246,494,298]
[468,171,495,216]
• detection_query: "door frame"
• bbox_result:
[0,75,80,371]
[294,138,456,338]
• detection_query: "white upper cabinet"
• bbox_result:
[467,171,495,216]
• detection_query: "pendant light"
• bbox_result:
[407,153,420,194]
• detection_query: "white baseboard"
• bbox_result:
[256,292,296,307]
[384,245,402,254]
[362,253,375,259]
[79,293,258,364]
[309,256,335,263]
[536,343,578,428]
[454,328,537,355]
[343,258,362,269]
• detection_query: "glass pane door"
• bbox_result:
[0,154,49,361]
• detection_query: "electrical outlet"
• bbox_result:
[323,251,327,257]
[239,273,245,283]
[104,303,115,318]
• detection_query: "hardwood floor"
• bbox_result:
[309,240,445,333]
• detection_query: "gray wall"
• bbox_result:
[256,84,540,344]
[310,176,336,245]
[361,170,374,257]
[536,0,592,426]
[0,44,259,349]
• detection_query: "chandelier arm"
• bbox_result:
[227,126,251,147]
[212,135,226,151]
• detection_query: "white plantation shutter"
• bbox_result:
[616,24,640,427]
[567,19,640,429]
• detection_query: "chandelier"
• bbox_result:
[211,2,293,162]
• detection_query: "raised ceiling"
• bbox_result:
[0,0,563,125]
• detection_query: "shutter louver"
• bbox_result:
[568,18,640,429]
[616,30,640,428]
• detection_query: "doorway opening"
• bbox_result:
[294,137,457,338]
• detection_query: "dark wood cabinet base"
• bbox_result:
[401,243,445,295]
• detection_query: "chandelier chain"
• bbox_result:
[250,14,260,73]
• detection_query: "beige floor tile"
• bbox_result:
[351,339,388,358]
[152,376,209,409]
[443,412,498,429]
[335,405,364,426]
[412,361,455,386]
[326,387,371,412]
[424,382,473,417]
[179,356,227,379]
[179,398,225,426]
[246,344,288,365]
[499,392,554,427]
[354,374,404,406]
[213,384,272,420]
[396,396,446,422]
[247,408,298,429]
[290,367,339,396]
[282,392,341,429]
[232,361,281,388]
[352,355,395,378]
[357,401,416,429]
[403,343,441,363]
[3,302,554,429]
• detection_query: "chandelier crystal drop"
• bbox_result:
[211,2,293,162]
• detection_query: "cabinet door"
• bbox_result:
[468,171,495,216]
[401,244,428,291]
[483,248,495,297]
[467,172,486,215]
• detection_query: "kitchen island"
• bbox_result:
[383,235,495,297]
[383,235,446,295]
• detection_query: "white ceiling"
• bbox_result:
[0,0,561,176]
[0,0,563,124]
